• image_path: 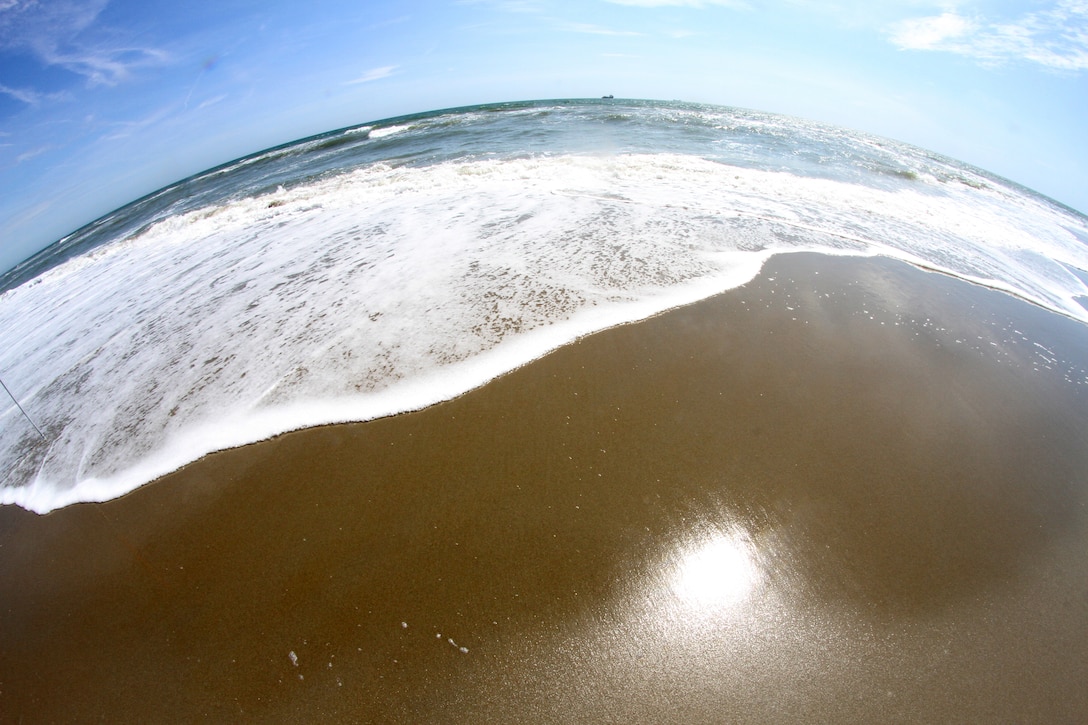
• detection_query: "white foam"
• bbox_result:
[368,124,412,139]
[2,153,1087,513]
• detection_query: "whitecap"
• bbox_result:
[1,153,1086,512]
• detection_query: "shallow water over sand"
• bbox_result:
[1,254,1086,722]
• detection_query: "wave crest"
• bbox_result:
[2,153,1087,512]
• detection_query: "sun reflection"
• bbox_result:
[671,530,760,609]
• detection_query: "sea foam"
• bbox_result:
[2,153,1087,512]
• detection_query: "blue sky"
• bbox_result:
[1,0,1086,273]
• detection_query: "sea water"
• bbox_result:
[2,99,1087,513]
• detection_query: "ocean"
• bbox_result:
[2,98,1088,513]
[3,98,1088,721]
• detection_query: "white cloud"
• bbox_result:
[345,65,399,85]
[0,82,69,106]
[1,198,53,232]
[889,12,974,49]
[16,145,52,163]
[101,104,175,141]
[43,46,171,86]
[888,1,1088,71]
[196,93,228,111]
[604,0,747,7]
[0,0,106,40]
[0,0,170,85]
[0,83,42,105]
[456,0,546,12]
[561,21,644,35]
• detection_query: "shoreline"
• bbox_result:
[6,246,1088,517]
[2,252,1087,722]
[5,141,1088,516]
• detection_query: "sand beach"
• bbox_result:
[2,252,1086,723]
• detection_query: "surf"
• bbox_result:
[2,105,1088,514]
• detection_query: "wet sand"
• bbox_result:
[2,253,1087,723]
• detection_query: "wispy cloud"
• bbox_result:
[603,0,748,7]
[0,82,67,106]
[0,82,39,105]
[16,145,52,163]
[368,15,413,30]
[0,0,171,85]
[344,65,399,85]
[890,12,974,49]
[45,46,171,86]
[1,198,54,233]
[888,1,1088,71]
[456,0,546,12]
[196,93,228,111]
[561,21,643,36]
[101,103,176,141]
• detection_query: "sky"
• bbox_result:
[1,0,1086,273]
